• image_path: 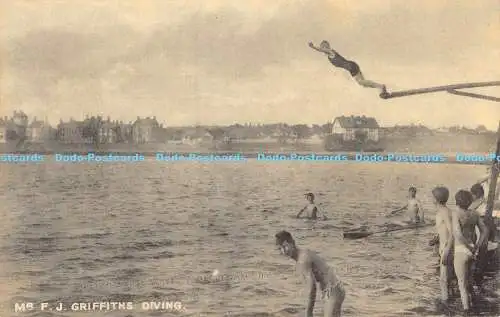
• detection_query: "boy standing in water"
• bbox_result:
[469,183,486,215]
[451,190,488,314]
[390,187,425,224]
[432,186,454,308]
[478,166,500,203]
[469,183,492,289]
[469,183,494,242]
[275,230,345,317]
[297,193,326,220]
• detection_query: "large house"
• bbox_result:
[132,116,162,143]
[0,111,29,143]
[99,117,118,143]
[180,127,213,145]
[116,121,133,143]
[57,119,87,144]
[331,115,380,142]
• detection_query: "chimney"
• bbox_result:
[137,116,140,120]
[153,116,156,120]
[107,116,110,122]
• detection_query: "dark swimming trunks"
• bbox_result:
[327,53,360,77]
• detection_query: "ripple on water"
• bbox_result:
[1,162,494,317]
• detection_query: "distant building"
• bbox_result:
[57,119,86,144]
[99,117,117,143]
[475,125,489,134]
[270,124,297,143]
[224,126,265,143]
[0,111,30,143]
[27,117,51,142]
[307,134,323,143]
[181,127,213,145]
[331,115,380,142]
[9,110,29,141]
[12,110,28,127]
[0,116,9,143]
[132,116,161,143]
[224,127,246,143]
[117,121,133,143]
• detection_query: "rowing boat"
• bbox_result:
[343,222,433,239]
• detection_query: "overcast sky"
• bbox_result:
[1,0,499,129]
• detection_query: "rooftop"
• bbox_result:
[334,115,379,129]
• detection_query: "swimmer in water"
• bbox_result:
[275,230,345,317]
[390,187,425,223]
[296,193,326,220]
[308,40,388,98]
[451,190,488,314]
[432,186,454,307]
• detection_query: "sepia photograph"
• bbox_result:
[0,0,499,316]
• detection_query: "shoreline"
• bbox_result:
[1,150,496,165]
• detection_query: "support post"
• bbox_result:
[475,121,500,289]
[485,120,500,221]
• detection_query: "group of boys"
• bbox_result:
[276,178,496,316]
[432,183,494,315]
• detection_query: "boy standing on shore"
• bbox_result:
[432,186,454,308]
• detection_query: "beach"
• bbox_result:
[0,159,495,316]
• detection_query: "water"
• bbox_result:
[0,159,492,316]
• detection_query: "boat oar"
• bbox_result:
[386,206,406,217]
[343,223,431,240]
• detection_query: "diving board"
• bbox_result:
[381,81,500,100]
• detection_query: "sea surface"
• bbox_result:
[0,158,495,316]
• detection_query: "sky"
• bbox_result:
[0,0,499,129]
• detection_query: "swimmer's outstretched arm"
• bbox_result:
[296,207,306,218]
[308,42,333,55]
[389,204,407,215]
